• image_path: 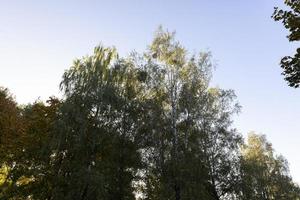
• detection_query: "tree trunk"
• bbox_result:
[175,183,181,200]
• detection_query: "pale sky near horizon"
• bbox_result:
[1,1,300,183]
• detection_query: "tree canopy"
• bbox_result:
[0,27,299,200]
[238,133,300,199]
[273,0,300,88]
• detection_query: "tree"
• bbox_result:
[1,97,61,199]
[238,133,300,199]
[3,27,300,200]
[48,45,143,200]
[136,27,242,200]
[273,0,300,88]
[0,87,24,164]
[0,87,25,197]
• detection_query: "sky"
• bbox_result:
[1,0,300,183]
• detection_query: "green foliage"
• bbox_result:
[0,87,25,198]
[0,87,24,163]
[132,27,243,200]
[1,27,299,200]
[273,0,300,88]
[1,97,61,199]
[48,45,143,200]
[238,133,300,200]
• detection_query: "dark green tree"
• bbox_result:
[0,87,25,197]
[49,46,143,200]
[0,87,24,164]
[273,0,300,87]
[1,97,61,199]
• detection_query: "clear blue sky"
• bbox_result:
[1,0,300,183]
